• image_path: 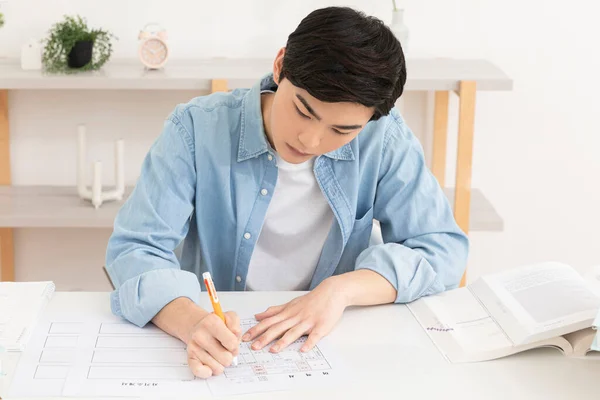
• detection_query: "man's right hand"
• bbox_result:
[186,311,241,378]
[151,297,241,378]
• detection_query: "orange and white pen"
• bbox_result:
[202,272,238,367]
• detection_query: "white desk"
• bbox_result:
[1,291,598,399]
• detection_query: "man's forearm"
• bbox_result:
[152,297,209,344]
[328,269,397,307]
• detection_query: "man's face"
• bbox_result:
[264,49,375,164]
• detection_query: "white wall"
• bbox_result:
[1,0,599,290]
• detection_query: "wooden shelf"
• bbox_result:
[0,186,132,228]
[0,185,503,231]
[0,58,512,92]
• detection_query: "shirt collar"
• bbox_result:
[238,73,355,162]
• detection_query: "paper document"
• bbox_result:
[9,315,337,397]
[208,318,336,397]
[0,281,55,351]
[9,319,211,398]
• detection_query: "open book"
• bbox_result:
[407,262,600,363]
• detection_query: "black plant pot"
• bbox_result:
[67,40,94,68]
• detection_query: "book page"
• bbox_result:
[563,328,597,357]
[583,265,600,296]
[470,262,600,345]
[407,287,571,363]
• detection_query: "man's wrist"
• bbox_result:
[153,297,209,344]
[179,299,210,344]
[324,269,397,307]
[324,273,355,308]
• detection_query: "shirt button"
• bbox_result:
[260,189,268,196]
[236,276,242,283]
[267,154,273,161]
[244,232,251,239]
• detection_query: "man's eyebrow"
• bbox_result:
[296,94,322,121]
[296,94,363,130]
[332,123,363,130]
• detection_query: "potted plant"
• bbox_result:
[42,15,116,73]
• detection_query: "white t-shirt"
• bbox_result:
[245,153,334,291]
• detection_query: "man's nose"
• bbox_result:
[298,130,322,150]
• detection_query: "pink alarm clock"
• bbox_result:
[138,23,169,69]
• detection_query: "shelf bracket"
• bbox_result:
[432,91,450,186]
[0,89,15,281]
[211,79,228,93]
[454,81,477,287]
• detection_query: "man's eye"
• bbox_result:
[333,129,352,135]
[295,105,311,119]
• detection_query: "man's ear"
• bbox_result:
[273,47,285,85]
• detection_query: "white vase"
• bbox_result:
[21,39,42,70]
[390,9,410,54]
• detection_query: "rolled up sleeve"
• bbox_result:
[105,114,201,327]
[355,120,469,303]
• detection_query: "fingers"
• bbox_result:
[188,314,237,372]
[242,313,283,343]
[251,317,297,351]
[244,303,290,341]
[203,313,239,353]
[270,321,311,353]
[225,311,242,340]
[255,304,285,321]
[204,335,235,367]
[188,356,213,379]
[188,346,225,376]
[301,329,326,352]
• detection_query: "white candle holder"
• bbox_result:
[76,124,125,209]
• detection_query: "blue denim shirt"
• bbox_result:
[105,74,469,327]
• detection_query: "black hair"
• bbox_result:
[280,6,407,121]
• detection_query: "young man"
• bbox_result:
[105,6,468,378]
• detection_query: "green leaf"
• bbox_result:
[41,14,117,74]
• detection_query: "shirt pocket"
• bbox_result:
[334,207,375,275]
[349,206,375,252]
[353,206,374,234]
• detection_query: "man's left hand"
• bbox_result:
[241,277,348,353]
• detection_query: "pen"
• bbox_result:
[202,272,238,367]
